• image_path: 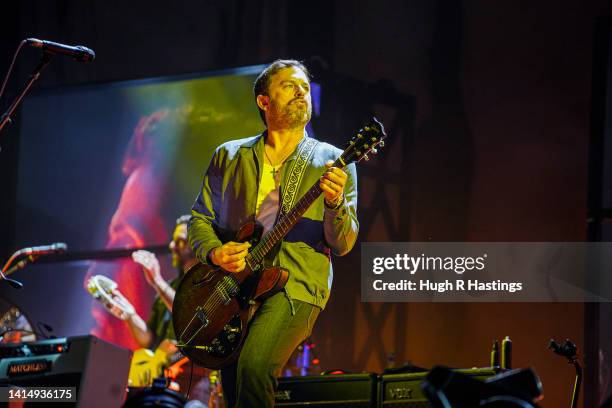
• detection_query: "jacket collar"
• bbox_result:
[238,132,264,149]
[239,129,311,162]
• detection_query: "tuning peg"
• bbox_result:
[379,140,385,147]
[357,133,363,139]
[370,148,378,155]
[363,154,370,161]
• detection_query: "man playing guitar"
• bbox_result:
[187,60,359,407]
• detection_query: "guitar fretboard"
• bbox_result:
[245,159,340,268]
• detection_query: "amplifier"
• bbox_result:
[379,367,498,407]
[275,373,378,407]
[0,335,132,407]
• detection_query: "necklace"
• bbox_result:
[263,147,285,177]
[263,144,294,167]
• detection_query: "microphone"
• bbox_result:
[17,242,68,257]
[548,338,578,360]
[1,243,67,289]
[25,38,95,62]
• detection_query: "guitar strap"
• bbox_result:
[260,137,317,269]
[279,137,319,217]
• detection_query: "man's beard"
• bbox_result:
[269,99,311,129]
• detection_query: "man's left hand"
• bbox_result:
[320,160,347,208]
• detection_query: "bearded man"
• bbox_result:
[188,59,359,407]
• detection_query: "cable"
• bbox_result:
[186,359,194,400]
[0,40,26,102]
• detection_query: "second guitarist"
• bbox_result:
[188,59,359,408]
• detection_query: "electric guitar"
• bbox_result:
[128,339,188,387]
[172,118,386,369]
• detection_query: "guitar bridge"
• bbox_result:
[195,306,209,327]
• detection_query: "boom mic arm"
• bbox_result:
[1,243,68,289]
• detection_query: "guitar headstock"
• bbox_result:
[340,117,387,165]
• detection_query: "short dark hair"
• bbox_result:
[253,59,310,125]
[175,214,191,226]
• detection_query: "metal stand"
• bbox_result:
[548,338,581,408]
[0,52,54,134]
[570,358,582,408]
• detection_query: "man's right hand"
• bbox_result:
[210,241,251,273]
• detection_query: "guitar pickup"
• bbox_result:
[217,276,239,305]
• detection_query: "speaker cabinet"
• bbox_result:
[0,335,131,407]
[379,368,497,407]
[275,373,378,407]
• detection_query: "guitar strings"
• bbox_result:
[180,274,238,346]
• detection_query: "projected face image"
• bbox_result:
[87,109,177,350]
[121,109,170,176]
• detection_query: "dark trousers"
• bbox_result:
[221,292,320,407]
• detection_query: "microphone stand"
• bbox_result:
[548,339,581,408]
[4,255,37,276]
[570,358,581,408]
[0,52,54,134]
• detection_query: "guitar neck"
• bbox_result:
[246,162,338,266]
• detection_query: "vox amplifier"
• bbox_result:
[379,367,498,407]
[275,373,378,407]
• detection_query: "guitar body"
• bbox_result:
[173,221,289,369]
[128,339,187,387]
